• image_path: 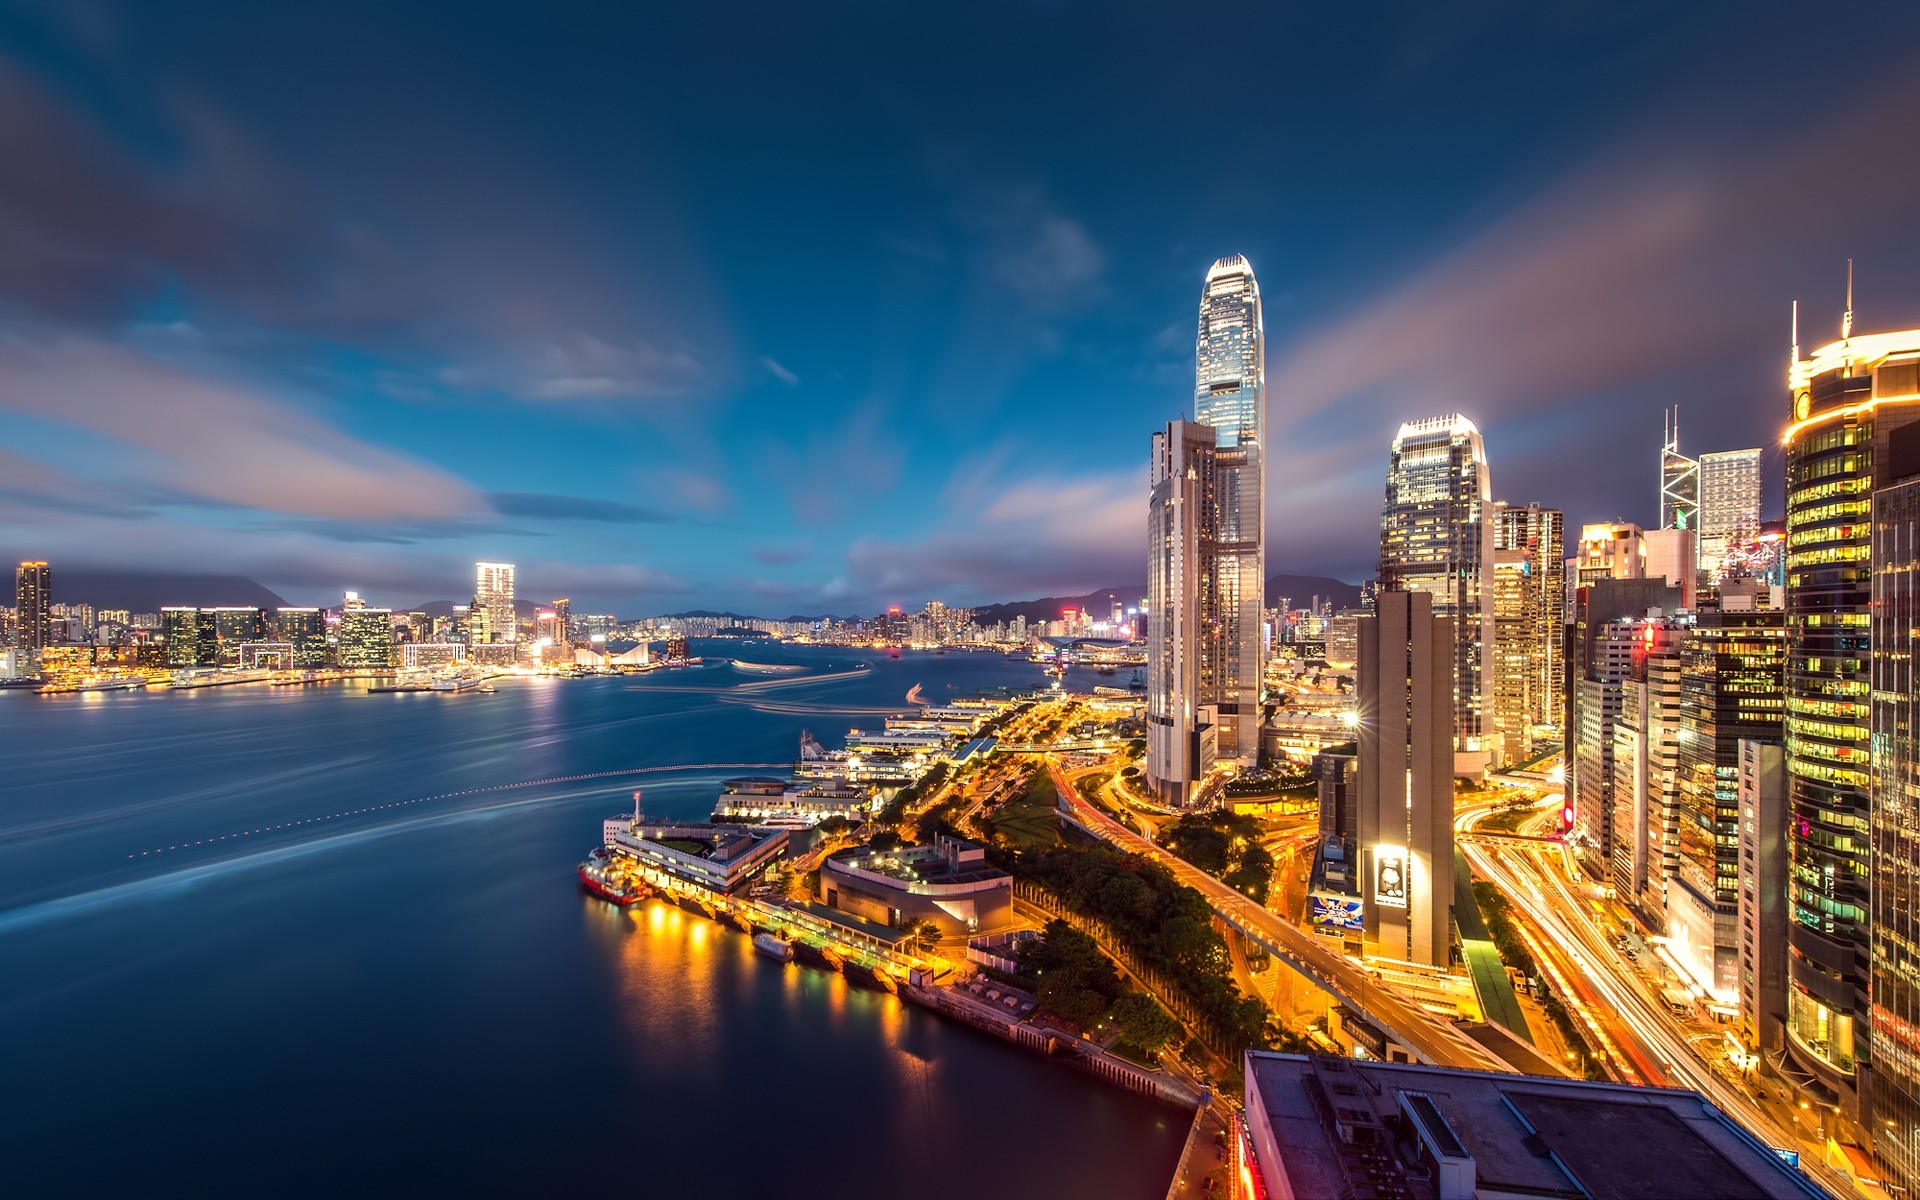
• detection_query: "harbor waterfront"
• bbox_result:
[0,642,1186,1198]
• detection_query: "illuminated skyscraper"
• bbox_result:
[1146,419,1219,803]
[1378,415,1495,769]
[1661,407,1700,532]
[1494,503,1566,739]
[336,607,394,669]
[14,560,50,651]
[1193,255,1264,765]
[1699,448,1764,579]
[274,607,329,668]
[474,562,516,644]
[1782,317,1920,1111]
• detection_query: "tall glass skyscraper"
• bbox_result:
[1699,448,1764,579]
[1146,419,1219,803]
[474,561,517,644]
[1193,255,1264,764]
[1782,324,1920,1113]
[14,560,50,651]
[1661,407,1700,532]
[1379,415,1495,767]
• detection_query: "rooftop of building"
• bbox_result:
[826,834,1007,888]
[626,819,778,864]
[1245,1053,1825,1200]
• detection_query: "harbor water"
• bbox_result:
[0,642,1185,1197]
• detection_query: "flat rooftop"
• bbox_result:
[1244,1053,1826,1200]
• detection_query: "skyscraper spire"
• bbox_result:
[1791,298,1800,370]
[1843,258,1855,345]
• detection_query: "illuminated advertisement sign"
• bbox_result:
[1373,845,1408,909]
[1310,894,1364,932]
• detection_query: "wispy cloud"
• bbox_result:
[485,491,680,524]
[760,356,800,387]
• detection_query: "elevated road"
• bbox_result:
[1049,764,1509,1073]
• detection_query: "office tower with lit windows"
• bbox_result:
[1356,589,1453,967]
[474,562,516,644]
[1575,522,1645,587]
[1661,407,1700,532]
[1146,418,1220,804]
[1192,254,1265,765]
[162,607,217,668]
[209,607,266,668]
[1378,415,1495,769]
[1490,548,1535,767]
[15,561,50,652]
[1611,619,1684,919]
[1494,503,1566,738]
[1736,739,1788,1056]
[1669,610,1786,1000]
[1700,448,1764,579]
[1871,426,1920,1190]
[274,607,329,668]
[551,598,573,652]
[1782,318,1920,1110]
[336,607,394,669]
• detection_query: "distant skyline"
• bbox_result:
[3,3,1920,613]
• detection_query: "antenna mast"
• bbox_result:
[1843,259,1855,345]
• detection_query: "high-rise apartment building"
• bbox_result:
[1356,590,1453,967]
[1494,503,1566,738]
[1192,255,1264,764]
[1700,448,1764,580]
[1781,323,1920,1105]
[1670,610,1786,1000]
[474,562,516,644]
[14,561,50,652]
[1146,419,1219,803]
[1871,436,1920,1190]
[1661,407,1700,532]
[1378,415,1495,770]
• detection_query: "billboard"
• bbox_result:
[1310,893,1364,932]
[1373,845,1408,909]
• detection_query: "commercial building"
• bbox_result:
[1575,521,1645,587]
[335,607,394,669]
[1378,415,1496,772]
[1660,407,1700,533]
[1147,418,1220,803]
[1781,323,1920,1103]
[1642,527,1698,610]
[1736,740,1788,1058]
[711,777,877,824]
[1700,447,1764,580]
[1872,443,1920,1190]
[819,833,1013,937]
[1356,590,1453,967]
[1237,1052,1827,1200]
[14,561,50,652]
[162,606,217,668]
[1490,548,1536,766]
[1494,503,1565,738]
[1609,620,1684,918]
[273,607,330,668]
[602,813,789,895]
[208,606,266,668]
[1192,254,1265,766]
[1668,610,1785,1000]
[1313,744,1357,842]
[473,561,516,644]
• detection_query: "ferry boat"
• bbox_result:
[577,847,648,905]
[753,931,795,963]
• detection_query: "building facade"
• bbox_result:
[1146,419,1219,804]
[14,561,50,652]
[1781,326,1920,1102]
[474,561,516,644]
[1494,503,1565,738]
[336,607,394,669]
[1192,255,1265,765]
[1661,407,1700,532]
[1356,590,1453,967]
[1378,415,1496,771]
[1737,739,1788,1058]
[273,607,329,668]
[1700,448,1765,580]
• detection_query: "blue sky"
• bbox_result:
[3,2,1920,614]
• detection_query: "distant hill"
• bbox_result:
[967,573,1362,627]
[35,570,288,613]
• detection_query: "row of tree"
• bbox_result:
[1014,920,1184,1053]
[1162,811,1276,904]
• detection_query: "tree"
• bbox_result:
[870,830,902,852]
[901,918,942,954]
[1108,991,1182,1053]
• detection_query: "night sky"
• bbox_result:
[3,2,1919,614]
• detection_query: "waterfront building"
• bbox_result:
[1873,443,1920,1190]
[711,776,877,824]
[1378,415,1496,771]
[1700,448,1765,580]
[550,597,572,652]
[819,833,1013,937]
[1669,610,1786,1000]
[1781,322,1920,1103]
[1661,406,1701,532]
[208,606,266,668]
[474,561,516,643]
[273,607,329,668]
[1237,1052,1828,1200]
[401,643,463,669]
[336,607,394,669]
[162,606,217,668]
[1356,590,1453,967]
[1736,739,1788,1057]
[1192,254,1265,766]
[1494,503,1566,739]
[602,813,789,895]
[14,560,50,652]
[663,632,689,661]
[1146,418,1219,804]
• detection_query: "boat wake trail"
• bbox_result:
[123,763,787,861]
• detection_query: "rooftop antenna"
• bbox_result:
[1791,299,1800,369]
[1843,259,1855,346]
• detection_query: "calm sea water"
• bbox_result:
[0,643,1184,1197]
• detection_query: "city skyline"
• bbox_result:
[1,6,1918,613]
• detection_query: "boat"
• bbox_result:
[887,647,902,659]
[753,931,795,962]
[577,847,648,905]
[477,685,497,694]
[843,960,898,994]
[791,940,844,971]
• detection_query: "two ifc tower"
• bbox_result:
[1146,256,1453,967]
